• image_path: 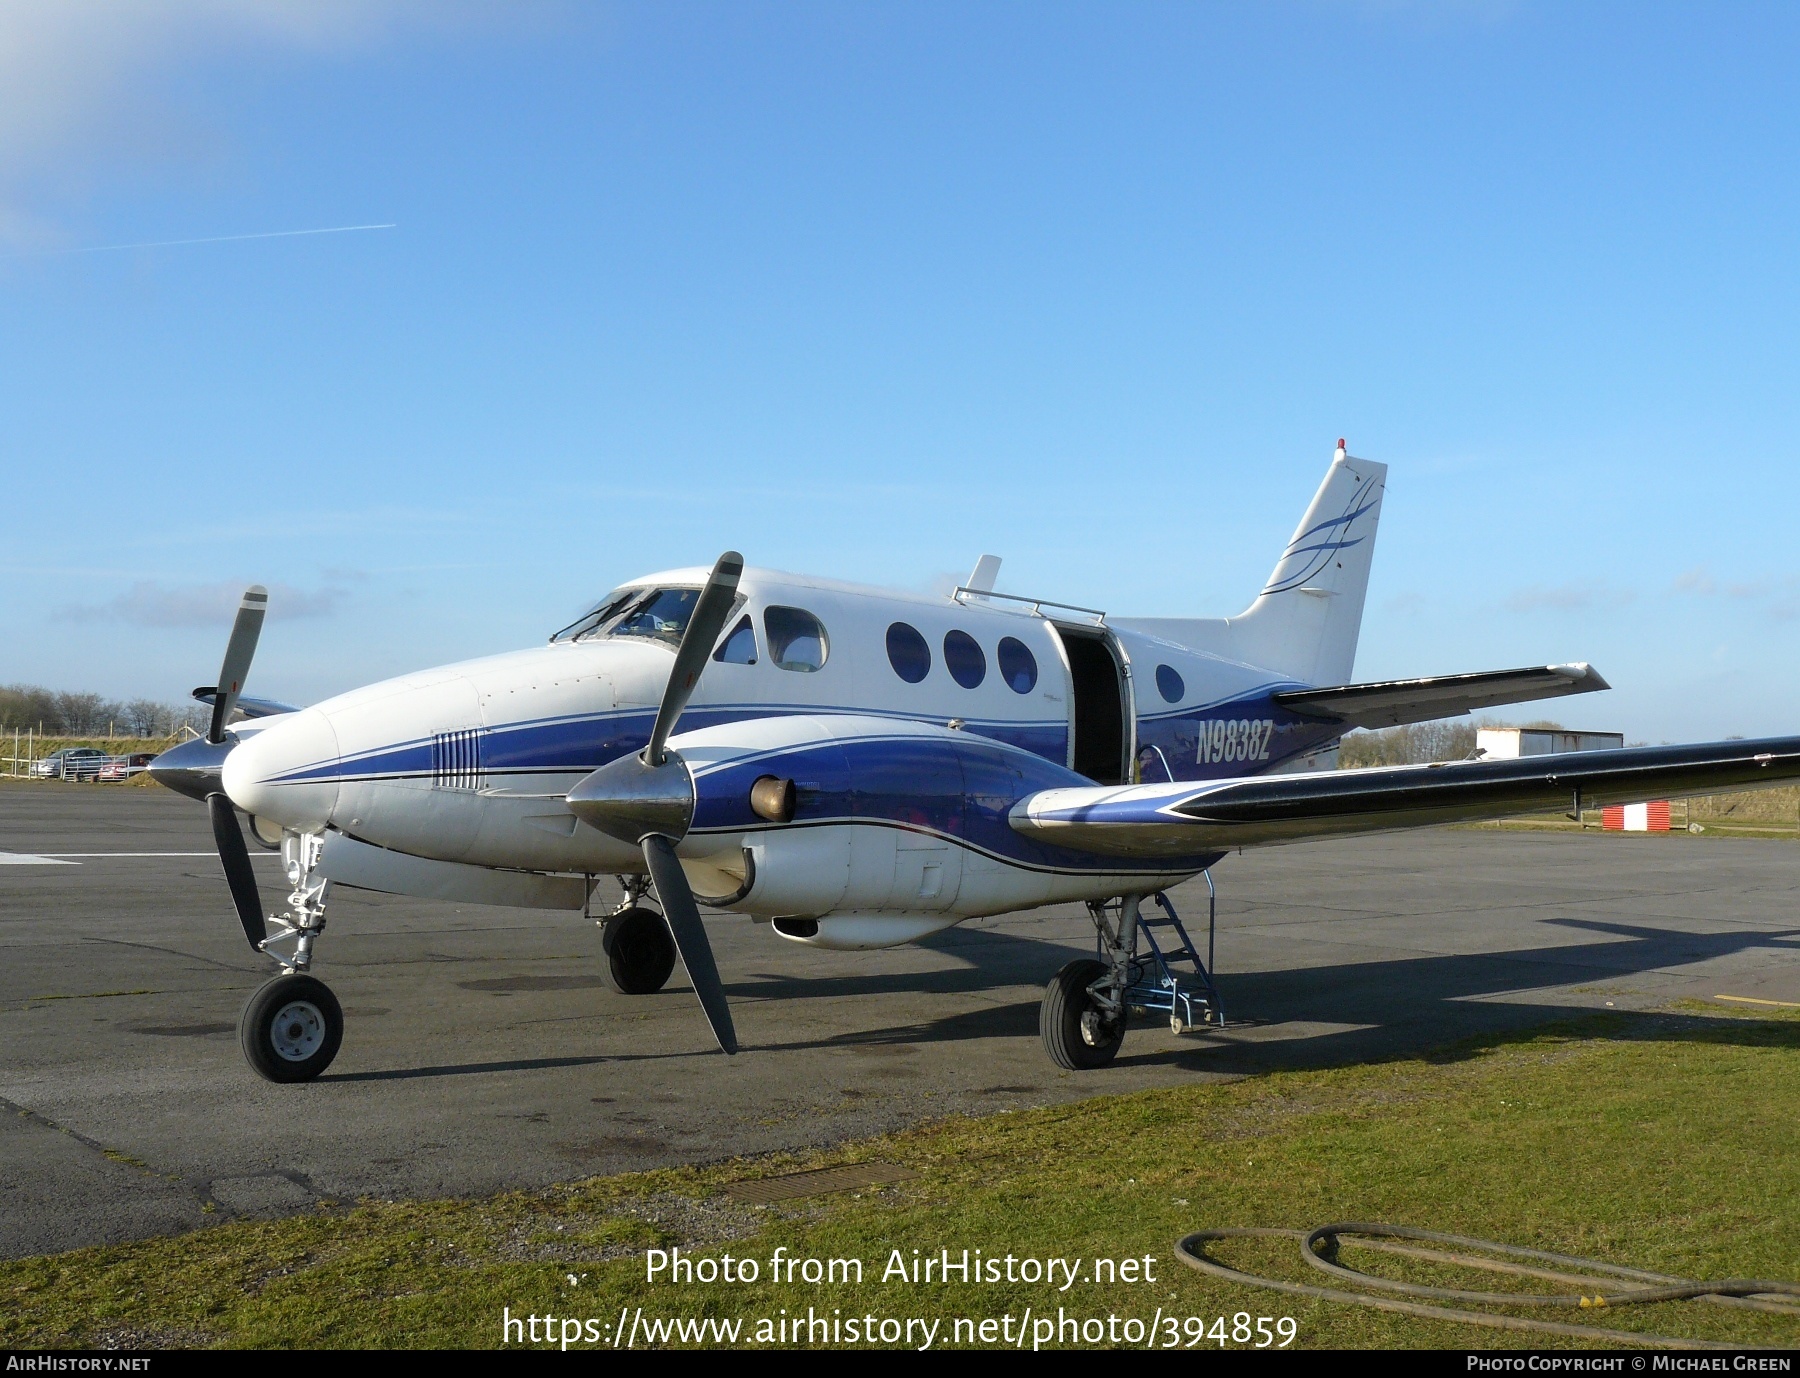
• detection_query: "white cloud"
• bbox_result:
[63,578,353,627]
[1670,566,1800,621]
[0,1,509,247]
[1503,581,1634,614]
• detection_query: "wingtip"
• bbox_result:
[1553,662,1612,691]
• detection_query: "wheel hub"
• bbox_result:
[269,1000,326,1061]
[1080,1008,1111,1047]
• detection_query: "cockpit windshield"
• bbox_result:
[548,586,702,647]
[548,588,635,643]
[606,587,699,645]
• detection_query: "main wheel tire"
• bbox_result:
[601,906,677,995]
[1040,958,1125,1070]
[240,973,343,1083]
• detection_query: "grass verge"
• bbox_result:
[5,1008,1799,1350]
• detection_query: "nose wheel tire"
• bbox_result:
[1041,958,1125,1070]
[241,973,343,1083]
[601,905,678,995]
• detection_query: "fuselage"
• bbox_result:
[225,566,1341,872]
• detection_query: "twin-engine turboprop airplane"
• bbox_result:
[151,442,1800,1082]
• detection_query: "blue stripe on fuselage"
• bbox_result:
[266,702,1070,786]
[266,692,1342,792]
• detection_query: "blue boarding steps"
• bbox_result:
[1117,876,1224,1033]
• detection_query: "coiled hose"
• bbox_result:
[1175,1224,1800,1349]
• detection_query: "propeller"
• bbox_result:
[643,834,738,1054]
[567,551,744,1054]
[209,586,268,743]
[210,792,268,949]
[202,586,272,948]
[646,553,743,767]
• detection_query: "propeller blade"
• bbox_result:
[208,586,269,744]
[642,833,738,1055]
[645,552,742,767]
[208,792,268,950]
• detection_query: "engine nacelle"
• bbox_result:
[729,822,964,920]
[666,713,1205,940]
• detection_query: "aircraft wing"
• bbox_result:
[191,687,302,720]
[1272,662,1608,730]
[1010,735,1800,858]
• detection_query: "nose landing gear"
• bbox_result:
[238,831,343,1083]
[241,973,343,1083]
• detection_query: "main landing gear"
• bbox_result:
[597,877,677,995]
[239,831,343,1084]
[1039,884,1224,1070]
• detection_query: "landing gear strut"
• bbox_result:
[1039,886,1223,1069]
[239,830,343,1083]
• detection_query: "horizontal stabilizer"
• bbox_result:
[1011,735,1800,857]
[1272,663,1608,730]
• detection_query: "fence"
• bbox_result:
[3,730,193,781]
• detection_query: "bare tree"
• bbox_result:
[0,684,62,731]
[53,692,112,735]
[126,699,165,737]
[0,684,202,738]
[1339,720,1481,768]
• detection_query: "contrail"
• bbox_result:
[41,223,397,255]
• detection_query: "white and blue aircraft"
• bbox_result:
[150,442,1800,1082]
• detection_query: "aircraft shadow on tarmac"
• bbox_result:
[321,916,1799,1082]
[753,916,1800,1069]
[1120,916,1800,1074]
[724,926,1081,1004]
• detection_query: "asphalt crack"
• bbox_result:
[0,1093,228,1218]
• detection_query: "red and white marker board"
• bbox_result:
[1602,801,1671,832]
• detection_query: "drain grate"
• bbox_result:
[724,1162,917,1205]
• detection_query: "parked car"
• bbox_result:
[98,752,158,782]
[31,747,112,780]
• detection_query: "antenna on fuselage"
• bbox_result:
[964,554,1002,597]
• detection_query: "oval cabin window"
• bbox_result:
[997,636,1038,694]
[1155,664,1185,703]
[886,622,931,683]
[764,606,829,672]
[943,630,986,689]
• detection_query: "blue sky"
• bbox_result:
[3,1,1798,742]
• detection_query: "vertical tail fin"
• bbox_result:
[1115,441,1387,686]
[1232,441,1386,684]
